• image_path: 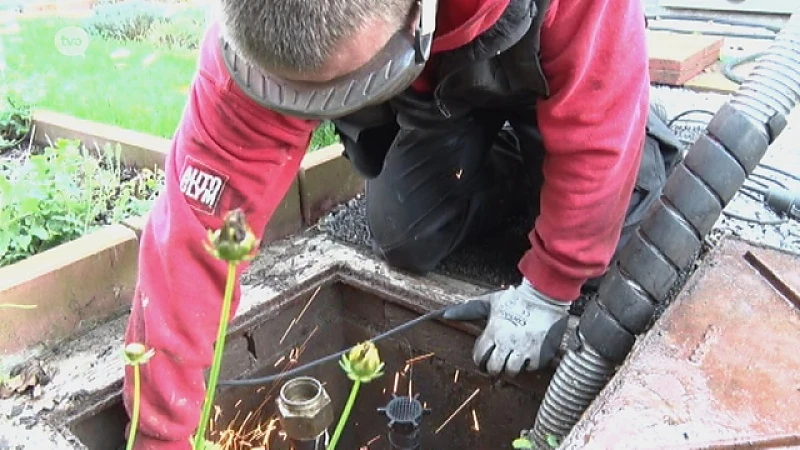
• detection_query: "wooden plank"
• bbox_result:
[659,0,794,14]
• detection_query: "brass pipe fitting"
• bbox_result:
[277,376,334,442]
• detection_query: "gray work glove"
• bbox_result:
[442,279,570,376]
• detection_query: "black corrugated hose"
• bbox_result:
[531,10,800,448]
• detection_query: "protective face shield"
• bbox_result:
[220,0,438,120]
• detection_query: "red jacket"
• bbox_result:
[124,0,649,447]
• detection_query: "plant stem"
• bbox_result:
[327,380,361,450]
[126,364,141,450]
[192,263,236,449]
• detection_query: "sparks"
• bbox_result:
[435,388,481,434]
[393,372,400,394]
[456,169,463,179]
[404,352,435,365]
[471,409,480,432]
[279,285,321,344]
[453,369,460,383]
[359,434,382,449]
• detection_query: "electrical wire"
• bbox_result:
[758,163,800,183]
[722,209,787,225]
[667,109,715,128]
[217,306,449,387]
[744,177,770,189]
[740,183,766,195]
[750,172,788,190]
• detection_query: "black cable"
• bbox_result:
[722,209,787,225]
[667,109,715,128]
[735,189,762,203]
[758,163,800,183]
[744,177,769,189]
[740,183,766,196]
[217,307,449,387]
[749,172,788,190]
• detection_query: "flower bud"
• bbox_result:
[204,209,258,263]
[339,341,385,383]
[123,343,155,366]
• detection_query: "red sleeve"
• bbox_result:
[122,23,317,449]
[517,0,650,302]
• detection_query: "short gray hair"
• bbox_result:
[219,0,415,75]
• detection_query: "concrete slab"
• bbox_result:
[564,237,800,449]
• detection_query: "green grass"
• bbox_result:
[2,16,197,138]
[1,15,340,149]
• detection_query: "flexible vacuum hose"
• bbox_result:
[532,11,800,448]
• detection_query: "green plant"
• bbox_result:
[0,139,164,266]
[327,340,385,450]
[192,209,258,450]
[122,342,155,450]
[147,7,206,51]
[83,0,167,41]
[310,121,340,151]
[0,77,34,150]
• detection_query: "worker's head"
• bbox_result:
[218,0,437,119]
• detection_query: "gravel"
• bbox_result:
[320,85,800,292]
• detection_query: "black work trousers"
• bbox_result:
[338,101,681,289]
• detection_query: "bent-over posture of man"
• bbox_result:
[122,0,681,447]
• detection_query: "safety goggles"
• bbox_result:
[220,0,438,120]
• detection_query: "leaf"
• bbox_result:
[15,233,31,252]
[29,225,49,240]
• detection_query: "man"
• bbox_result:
[123,0,681,447]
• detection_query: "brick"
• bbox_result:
[32,110,170,171]
[298,144,365,226]
[0,225,139,355]
[565,239,800,449]
[648,31,723,86]
[262,176,304,244]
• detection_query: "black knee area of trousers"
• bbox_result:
[364,107,529,274]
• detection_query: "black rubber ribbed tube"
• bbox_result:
[533,10,800,448]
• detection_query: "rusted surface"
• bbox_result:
[564,238,800,449]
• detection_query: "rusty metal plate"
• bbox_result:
[566,238,800,449]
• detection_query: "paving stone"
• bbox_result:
[565,238,800,449]
[648,31,724,86]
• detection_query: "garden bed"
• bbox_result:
[0,134,163,354]
[0,111,363,356]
